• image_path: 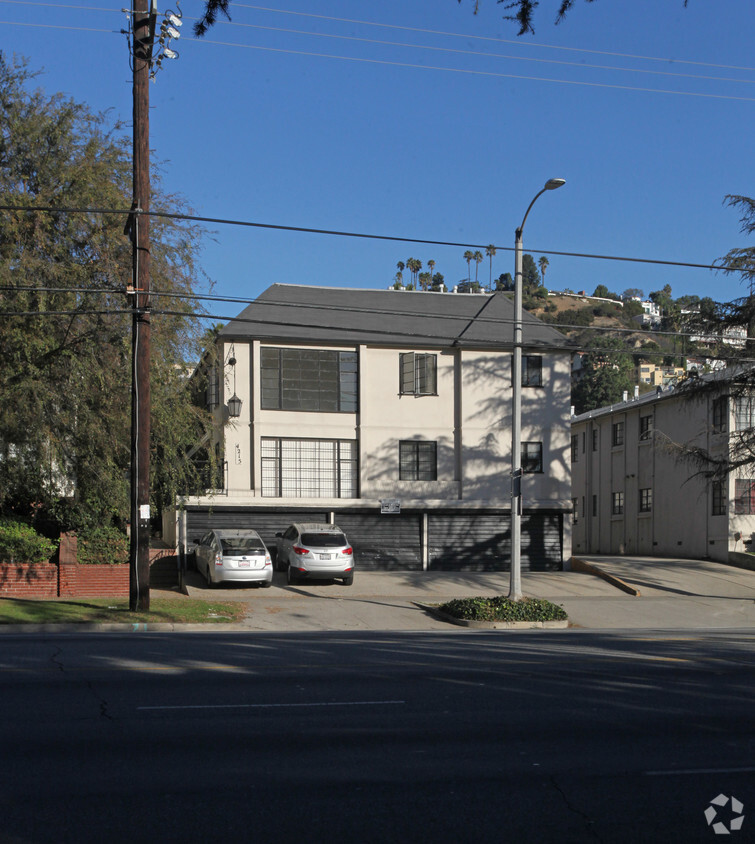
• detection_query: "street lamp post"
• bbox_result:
[510,177,566,601]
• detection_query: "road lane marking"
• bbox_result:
[645,767,755,776]
[137,700,406,711]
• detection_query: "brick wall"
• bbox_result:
[0,563,58,598]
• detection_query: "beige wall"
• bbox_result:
[213,339,571,513]
[571,390,755,562]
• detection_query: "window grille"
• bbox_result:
[399,440,437,481]
[400,353,437,396]
[261,348,357,412]
[260,438,357,498]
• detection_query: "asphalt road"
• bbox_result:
[0,630,752,844]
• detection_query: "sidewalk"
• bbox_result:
[178,556,755,631]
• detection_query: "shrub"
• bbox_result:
[0,518,58,565]
[77,526,128,565]
[438,596,568,623]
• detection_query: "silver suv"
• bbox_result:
[275,523,354,586]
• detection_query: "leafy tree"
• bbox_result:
[456,1,690,36]
[0,55,213,533]
[572,337,634,414]
[521,253,541,294]
[622,288,644,300]
[496,272,514,291]
[431,272,446,291]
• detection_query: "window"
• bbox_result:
[640,415,652,441]
[206,364,219,409]
[711,481,726,516]
[571,435,578,463]
[611,491,624,515]
[399,441,437,481]
[592,494,598,516]
[400,353,437,396]
[639,488,652,512]
[612,422,625,447]
[712,396,727,433]
[592,429,598,451]
[260,438,357,498]
[572,498,578,524]
[734,396,755,431]
[734,479,755,515]
[522,442,543,473]
[261,348,357,412]
[522,356,543,387]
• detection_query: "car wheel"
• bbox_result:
[261,578,272,588]
[275,552,285,573]
[205,565,214,588]
[287,565,297,586]
[342,574,354,586]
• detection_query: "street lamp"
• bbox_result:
[510,177,565,601]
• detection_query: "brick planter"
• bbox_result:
[59,564,130,598]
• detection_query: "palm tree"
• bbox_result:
[473,250,484,285]
[427,259,435,281]
[485,245,496,292]
[395,261,404,286]
[418,271,431,291]
[406,257,422,286]
[538,256,549,286]
[463,250,475,282]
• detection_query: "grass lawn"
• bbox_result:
[0,596,248,625]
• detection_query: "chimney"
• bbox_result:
[634,385,639,400]
[622,390,628,403]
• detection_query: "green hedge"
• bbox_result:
[439,596,568,622]
[77,527,129,565]
[0,518,58,565]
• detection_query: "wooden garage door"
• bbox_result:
[335,513,422,571]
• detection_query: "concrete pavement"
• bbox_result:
[178,555,755,631]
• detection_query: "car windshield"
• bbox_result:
[221,538,265,555]
[300,532,347,548]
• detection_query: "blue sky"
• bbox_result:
[3,0,754,315]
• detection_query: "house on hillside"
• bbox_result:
[570,370,755,563]
[167,284,574,572]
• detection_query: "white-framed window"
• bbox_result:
[260,438,357,498]
[261,347,357,413]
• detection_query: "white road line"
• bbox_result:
[645,767,755,776]
[138,700,406,711]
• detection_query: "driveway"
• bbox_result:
[178,557,755,631]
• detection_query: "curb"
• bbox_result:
[414,602,570,630]
[570,558,641,597]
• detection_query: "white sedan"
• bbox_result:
[194,529,273,587]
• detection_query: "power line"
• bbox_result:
[0,203,741,273]
[189,38,755,102]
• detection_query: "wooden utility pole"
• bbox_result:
[129,0,155,611]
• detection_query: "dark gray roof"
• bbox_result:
[219,284,570,350]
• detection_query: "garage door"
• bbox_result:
[336,513,422,571]
[428,512,562,571]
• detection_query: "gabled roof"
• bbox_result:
[219,284,571,350]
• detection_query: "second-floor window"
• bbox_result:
[522,355,543,387]
[612,491,624,515]
[522,442,543,473]
[399,440,437,480]
[612,421,625,447]
[734,396,755,431]
[712,481,726,516]
[639,488,653,512]
[712,396,727,433]
[640,415,652,441]
[400,353,437,396]
[571,435,578,463]
[261,348,357,413]
[734,479,755,515]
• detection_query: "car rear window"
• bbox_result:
[300,532,347,548]
[221,538,265,555]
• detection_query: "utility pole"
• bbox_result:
[128,0,156,611]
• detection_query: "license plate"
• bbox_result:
[319,554,332,560]
[238,560,251,567]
